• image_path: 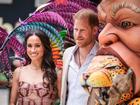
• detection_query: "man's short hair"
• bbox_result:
[73,8,99,27]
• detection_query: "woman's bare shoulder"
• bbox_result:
[14,65,29,74]
[12,65,29,81]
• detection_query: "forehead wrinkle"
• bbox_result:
[97,5,104,16]
[97,4,107,19]
[112,2,140,17]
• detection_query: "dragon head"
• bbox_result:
[80,48,134,104]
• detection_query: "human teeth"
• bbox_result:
[31,54,37,56]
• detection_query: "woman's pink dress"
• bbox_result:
[17,81,57,105]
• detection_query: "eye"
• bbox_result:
[35,44,41,48]
[74,28,78,31]
[119,21,135,29]
[105,65,121,70]
[27,44,32,48]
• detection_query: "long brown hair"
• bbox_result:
[24,29,57,87]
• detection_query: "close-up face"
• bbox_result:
[95,0,140,95]
[73,18,96,48]
[98,0,140,56]
[26,35,44,62]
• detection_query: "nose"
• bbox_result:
[31,47,36,52]
[75,30,81,37]
[83,73,90,81]
[98,23,119,46]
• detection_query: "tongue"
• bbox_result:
[96,46,128,68]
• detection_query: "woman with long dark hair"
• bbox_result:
[10,29,58,105]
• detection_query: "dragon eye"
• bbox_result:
[105,65,121,70]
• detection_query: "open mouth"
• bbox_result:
[96,47,128,68]
[80,46,129,91]
[80,46,134,104]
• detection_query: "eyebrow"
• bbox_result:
[112,2,140,17]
